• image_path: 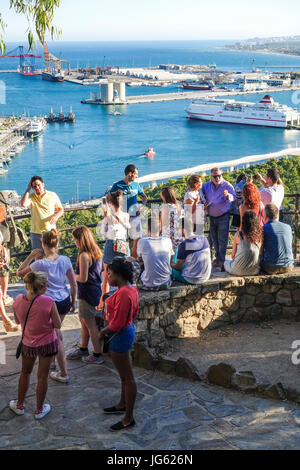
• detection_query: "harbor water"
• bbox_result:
[1,41,300,201]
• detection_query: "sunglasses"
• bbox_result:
[212,174,222,179]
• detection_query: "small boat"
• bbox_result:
[27,118,46,138]
[144,147,155,159]
[109,111,122,116]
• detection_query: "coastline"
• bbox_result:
[217,46,300,59]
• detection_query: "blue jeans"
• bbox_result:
[209,212,230,263]
[30,232,42,250]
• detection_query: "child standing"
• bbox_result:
[10,271,61,419]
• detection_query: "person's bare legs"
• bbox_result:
[0,275,8,298]
[110,351,137,425]
[98,264,109,309]
[17,356,36,406]
[83,318,101,354]
[36,355,53,411]
[55,328,68,377]
[0,293,15,326]
[79,317,90,348]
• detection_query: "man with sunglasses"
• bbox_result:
[202,168,236,270]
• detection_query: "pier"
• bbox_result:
[82,84,300,106]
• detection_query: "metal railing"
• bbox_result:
[8,194,300,273]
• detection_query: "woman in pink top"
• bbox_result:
[99,258,139,432]
[10,271,61,420]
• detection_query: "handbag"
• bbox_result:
[113,239,129,255]
[16,296,38,359]
[7,205,28,249]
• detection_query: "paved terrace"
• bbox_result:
[1,270,300,450]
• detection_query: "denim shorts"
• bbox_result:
[109,324,135,353]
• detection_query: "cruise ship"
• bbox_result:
[27,119,46,137]
[185,95,300,128]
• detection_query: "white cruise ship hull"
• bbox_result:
[186,96,300,128]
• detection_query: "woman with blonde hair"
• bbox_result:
[17,229,77,383]
[160,186,183,251]
[67,226,104,364]
[10,271,61,419]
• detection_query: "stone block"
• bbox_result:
[181,316,200,337]
[276,289,292,306]
[165,323,181,338]
[240,294,255,308]
[214,291,227,300]
[292,289,300,306]
[194,298,208,310]
[226,297,240,312]
[206,299,223,311]
[243,307,262,322]
[263,303,282,318]
[201,283,220,294]
[229,308,246,324]
[198,311,214,330]
[231,371,257,391]
[256,293,274,306]
[206,363,236,388]
[169,287,188,299]
[262,284,281,294]
[159,309,179,328]
[246,285,260,295]
[175,357,201,381]
[270,276,286,284]
[263,383,287,400]
[282,306,299,318]
[134,320,148,334]
[132,342,157,370]
[156,355,177,375]
[149,328,165,348]
[221,278,245,289]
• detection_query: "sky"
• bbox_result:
[1,0,300,42]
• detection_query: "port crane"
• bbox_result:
[43,42,66,69]
[0,46,41,75]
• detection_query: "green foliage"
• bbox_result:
[0,0,61,53]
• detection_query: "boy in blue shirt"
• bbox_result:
[110,165,147,258]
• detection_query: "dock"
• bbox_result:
[81,85,300,106]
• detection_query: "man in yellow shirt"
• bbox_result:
[21,176,64,249]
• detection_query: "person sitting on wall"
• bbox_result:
[261,203,294,275]
[137,216,173,291]
[171,217,211,285]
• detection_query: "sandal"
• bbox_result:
[110,419,135,432]
[3,321,18,332]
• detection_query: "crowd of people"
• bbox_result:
[0,164,296,429]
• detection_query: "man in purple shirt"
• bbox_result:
[202,168,236,269]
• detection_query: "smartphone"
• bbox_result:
[102,196,106,204]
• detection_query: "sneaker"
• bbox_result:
[50,371,70,383]
[82,354,104,364]
[9,400,24,416]
[4,295,14,307]
[34,404,51,420]
[66,347,89,360]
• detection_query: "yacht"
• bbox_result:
[27,119,46,137]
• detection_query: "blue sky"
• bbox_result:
[1,0,300,41]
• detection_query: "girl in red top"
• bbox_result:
[99,257,139,432]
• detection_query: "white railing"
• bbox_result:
[137,147,300,184]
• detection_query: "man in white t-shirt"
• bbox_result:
[257,168,284,210]
[137,217,173,290]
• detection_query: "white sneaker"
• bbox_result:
[34,404,51,420]
[4,295,14,307]
[9,400,24,416]
[50,371,70,383]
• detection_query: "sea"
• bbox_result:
[1,40,300,202]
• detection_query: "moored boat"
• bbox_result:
[185,95,300,128]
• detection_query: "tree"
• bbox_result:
[0,0,61,53]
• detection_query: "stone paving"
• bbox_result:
[1,284,300,450]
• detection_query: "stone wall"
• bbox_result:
[135,268,300,351]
